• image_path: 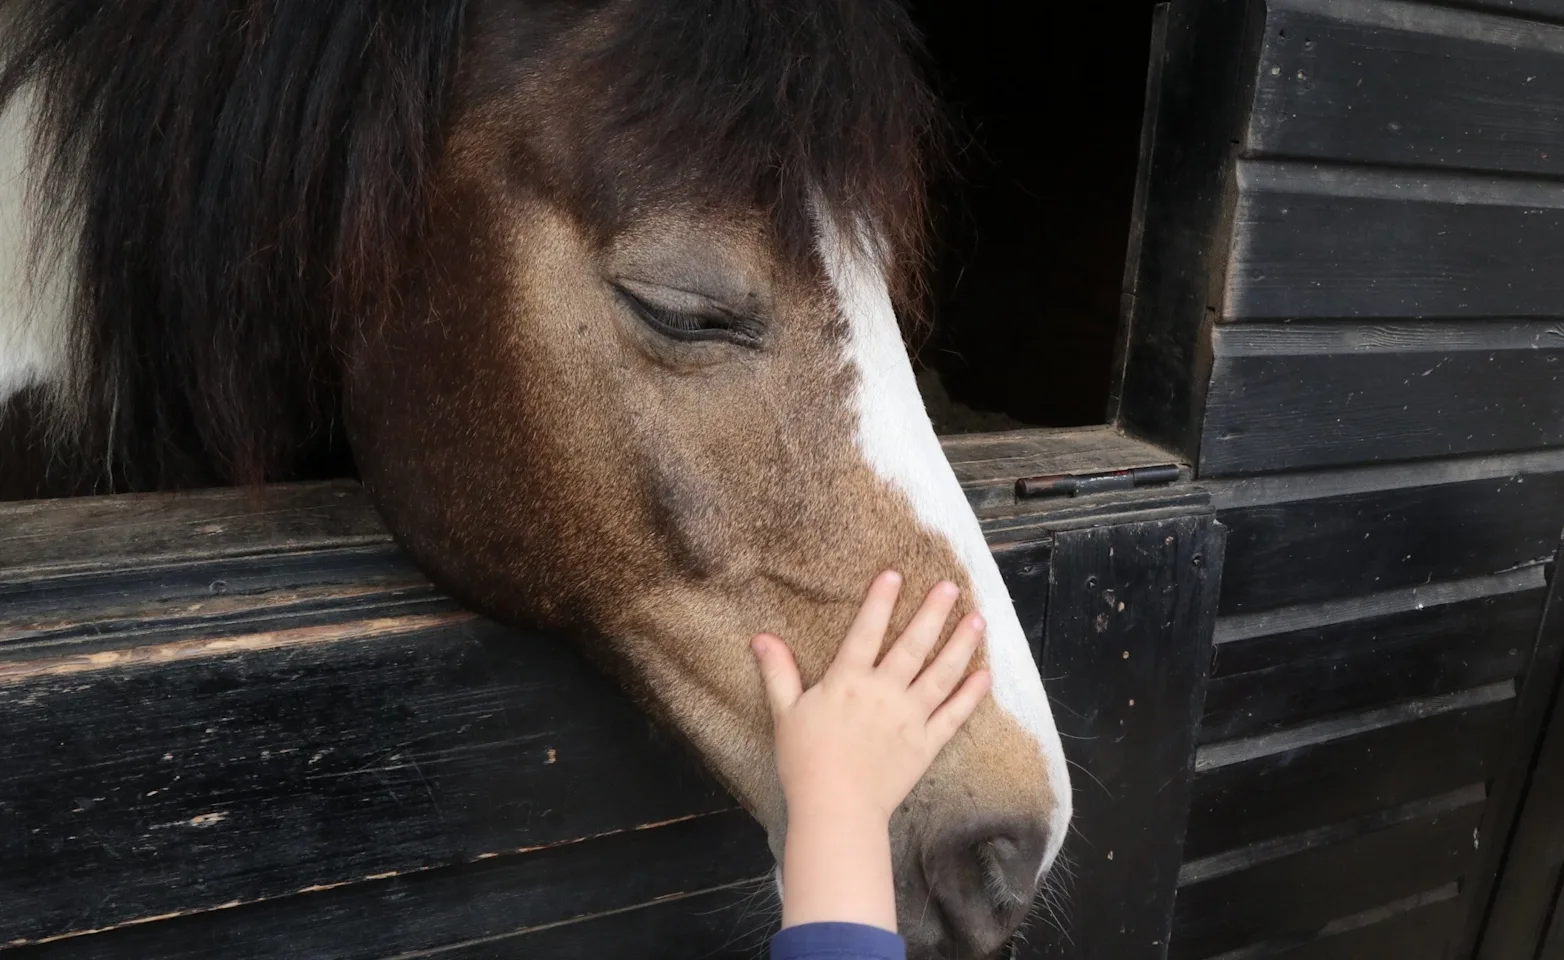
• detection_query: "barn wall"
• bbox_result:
[1118,1,1564,957]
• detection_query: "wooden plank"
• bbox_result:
[1202,588,1541,742]
[1454,0,1564,23]
[0,481,386,579]
[1109,1,1171,428]
[1247,0,1564,178]
[1215,471,1564,616]
[941,426,1183,512]
[1471,554,1564,959]
[0,614,741,946]
[1180,785,1485,888]
[1216,567,1546,647]
[431,882,771,960]
[1222,160,1564,322]
[1023,509,1225,959]
[3,811,769,960]
[1181,886,1461,960]
[1111,0,1262,457]
[1184,698,1510,862]
[1170,801,1484,960]
[0,546,447,658]
[1199,321,1564,476]
[1208,447,1564,511]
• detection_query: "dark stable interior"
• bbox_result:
[911,1,1164,431]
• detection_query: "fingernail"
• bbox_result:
[970,613,986,632]
[938,580,959,598]
[751,636,766,655]
[884,570,902,584]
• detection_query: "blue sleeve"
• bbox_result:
[770,922,906,960]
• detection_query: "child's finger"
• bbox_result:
[910,612,985,711]
[878,580,959,683]
[927,668,992,749]
[834,570,903,672]
[751,634,804,718]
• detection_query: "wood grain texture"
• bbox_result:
[12,470,1226,958]
[1248,0,1564,177]
[1171,801,1484,960]
[1111,0,1261,456]
[1199,321,1564,476]
[942,426,1183,511]
[1202,587,1541,742]
[1216,471,1564,615]
[1184,698,1509,862]
[0,546,447,658]
[0,482,386,579]
[1,811,769,960]
[1222,160,1564,322]
[1023,509,1224,959]
[0,613,740,947]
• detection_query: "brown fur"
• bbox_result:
[1,3,1060,955]
[347,60,1057,954]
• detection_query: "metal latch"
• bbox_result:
[1015,464,1181,499]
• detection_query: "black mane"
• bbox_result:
[0,0,937,492]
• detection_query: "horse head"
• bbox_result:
[0,2,1070,955]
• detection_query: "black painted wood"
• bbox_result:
[943,426,1177,512]
[0,480,386,578]
[1199,322,1564,476]
[1453,0,1564,24]
[0,612,745,947]
[1021,507,1224,959]
[1111,0,1262,457]
[1184,697,1510,863]
[1222,159,1564,322]
[1171,801,1484,960]
[1216,470,1564,615]
[1,546,448,657]
[2,812,769,960]
[429,882,772,960]
[1545,892,1564,960]
[1110,1,1169,430]
[1471,540,1564,959]
[1202,587,1542,742]
[1230,890,1462,960]
[1247,0,1564,178]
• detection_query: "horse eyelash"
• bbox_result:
[616,287,764,348]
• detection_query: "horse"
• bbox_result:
[0,2,1072,956]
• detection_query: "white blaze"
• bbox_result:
[817,217,1072,872]
[0,82,76,406]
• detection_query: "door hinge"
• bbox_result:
[1015,464,1182,500]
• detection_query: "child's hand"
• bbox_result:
[752,571,991,932]
[752,570,992,826]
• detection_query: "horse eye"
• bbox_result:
[615,286,763,348]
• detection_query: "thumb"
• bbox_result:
[751,634,803,718]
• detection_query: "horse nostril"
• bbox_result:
[923,816,1049,957]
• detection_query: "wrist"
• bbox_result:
[784,783,894,829]
[781,802,897,932]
